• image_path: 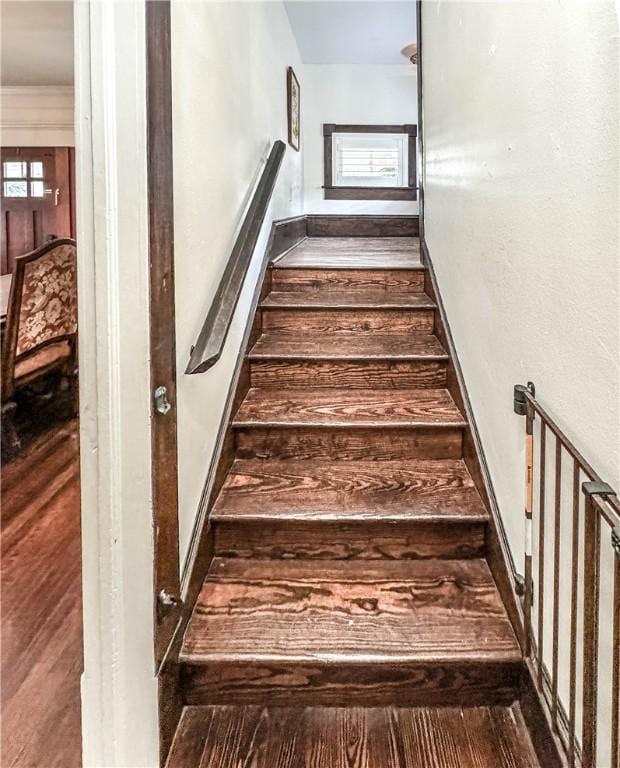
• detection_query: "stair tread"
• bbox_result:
[181,558,520,665]
[166,703,540,768]
[250,332,448,360]
[276,237,422,269]
[233,388,466,428]
[262,290,435,309]
[212,459,489,522]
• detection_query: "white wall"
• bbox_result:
[303,64,418,214]
[0,86,74,145]
[172,1,304,572]
[422,1,619,758]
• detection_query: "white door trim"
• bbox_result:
[75,1,159,765]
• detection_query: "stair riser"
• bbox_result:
[271,268,425,293]
[250,360,448,389]
[213,520,486,560]
[181,660,521,708]
[262,308,434,335]
[234,427,463,461]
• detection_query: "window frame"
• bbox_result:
[323,124,417,201]
[2,157,48,200]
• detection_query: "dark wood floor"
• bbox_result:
[1,421,82,767]
[166,704,540,768]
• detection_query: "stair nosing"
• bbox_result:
[180,649,522,665]
[248,333,449,361]
[233,420,467,429]
[233,388,466,429]
[261,297,437,311]
[272,264,426,272]
[211,509,490,523]
[249,351,450,361]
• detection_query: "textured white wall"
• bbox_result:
[422,0,619,563]
[172,1,304,570]
[423,2,619,756]
[303,64,418,214]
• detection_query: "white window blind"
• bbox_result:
[333,133,408,188]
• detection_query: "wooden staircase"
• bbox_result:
[166,232,542,767]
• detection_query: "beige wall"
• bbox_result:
[422,1,619,758]
[172,1,304,572]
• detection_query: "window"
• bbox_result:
[2,159,48,199]
[323,124,417,201]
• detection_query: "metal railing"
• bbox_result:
[515,383,620,768]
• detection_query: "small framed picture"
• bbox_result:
[287,67,300,152]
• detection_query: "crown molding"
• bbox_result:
[0,85,74,97]
[0,85,74,143]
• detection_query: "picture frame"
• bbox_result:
[287,67,300,152]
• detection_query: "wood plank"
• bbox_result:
[182,659,521,708]
[262,290,435,309]
[277,238,421,269]
[213,519,487,560]
[272,268,424,293]
[181,558,519,663]
[181,558,520,706]
[262,308,434,335]
[250,359,447,389]
[233,388,466,429]
[211,459,488,522]
[306,214,418,237]
[235,425,462,460]
[166,704,540,768]
[249,332,448,360]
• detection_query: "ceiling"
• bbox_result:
[1,1,74,86]
[0,1,414,86]
[284,1,416,65]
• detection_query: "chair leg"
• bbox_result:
[70,371,79,417]
[2,400,21,459]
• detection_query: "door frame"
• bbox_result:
[76,1,160,764]
[145,0,182,668]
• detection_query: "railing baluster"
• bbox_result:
[612,526,620,768]
[582,484,608,768]
[523,398,535,657]
[568,458,580,767]
[515,384,620,768]
[537,420,547,689]
[551,438,562,727]
[514,384,537,657]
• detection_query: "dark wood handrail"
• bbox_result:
[186,140,286,374]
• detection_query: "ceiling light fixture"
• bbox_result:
[401,43,417,65]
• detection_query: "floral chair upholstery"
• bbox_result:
[1,238,78,407]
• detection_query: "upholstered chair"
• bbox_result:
[1,238,78,454]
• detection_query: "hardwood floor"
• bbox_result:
[166,233,540,766]
[166,704,540,768]
[1,422,82,768]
